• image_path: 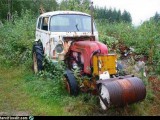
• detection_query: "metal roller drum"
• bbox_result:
[98,77,146,108]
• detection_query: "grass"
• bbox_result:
[0,66,101,116]
[0,66,67,116]
[0,65,160,116]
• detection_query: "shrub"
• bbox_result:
[0,10,36,67]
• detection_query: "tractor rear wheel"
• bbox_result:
[32,42,44,74]
[64,69,79,96]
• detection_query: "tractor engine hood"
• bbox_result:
[70,40,108,74]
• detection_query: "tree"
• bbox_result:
[58,0,90,13]
[111,8,118,22]
[94,7,132,23]
[117,10,121,22]
[153,12,160,22]
[121,10,132,23]
[0,0,58,22]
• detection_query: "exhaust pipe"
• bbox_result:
[90,1,94,35]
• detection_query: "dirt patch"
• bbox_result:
[0,111,30,116]
[0,112,8,116]
[148,76,160,92]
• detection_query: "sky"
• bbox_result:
[92,0,160,26]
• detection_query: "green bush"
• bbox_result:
[0,10,36,67]
[35,57,66,100]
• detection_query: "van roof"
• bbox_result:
[39,11,91,17]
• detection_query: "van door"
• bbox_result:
[36,16,51,57]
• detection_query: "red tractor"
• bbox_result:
[63,36,146,110]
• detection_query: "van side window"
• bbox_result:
[37,17,42,29]
[41,17,49,31]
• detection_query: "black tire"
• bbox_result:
[32,42,44,74]
[64,69,79,96]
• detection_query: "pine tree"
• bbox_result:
[154,12,160,22]
[121,10,132,23]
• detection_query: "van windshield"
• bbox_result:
[50,14,97,32]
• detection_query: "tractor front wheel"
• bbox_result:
[64,69,79,96]
[32,42,44,74]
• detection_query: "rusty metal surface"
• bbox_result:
[98,77,146,107]
[127,77,146,102]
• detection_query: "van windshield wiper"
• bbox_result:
[75,24,79,31]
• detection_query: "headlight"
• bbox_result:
[55,44,64,54]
